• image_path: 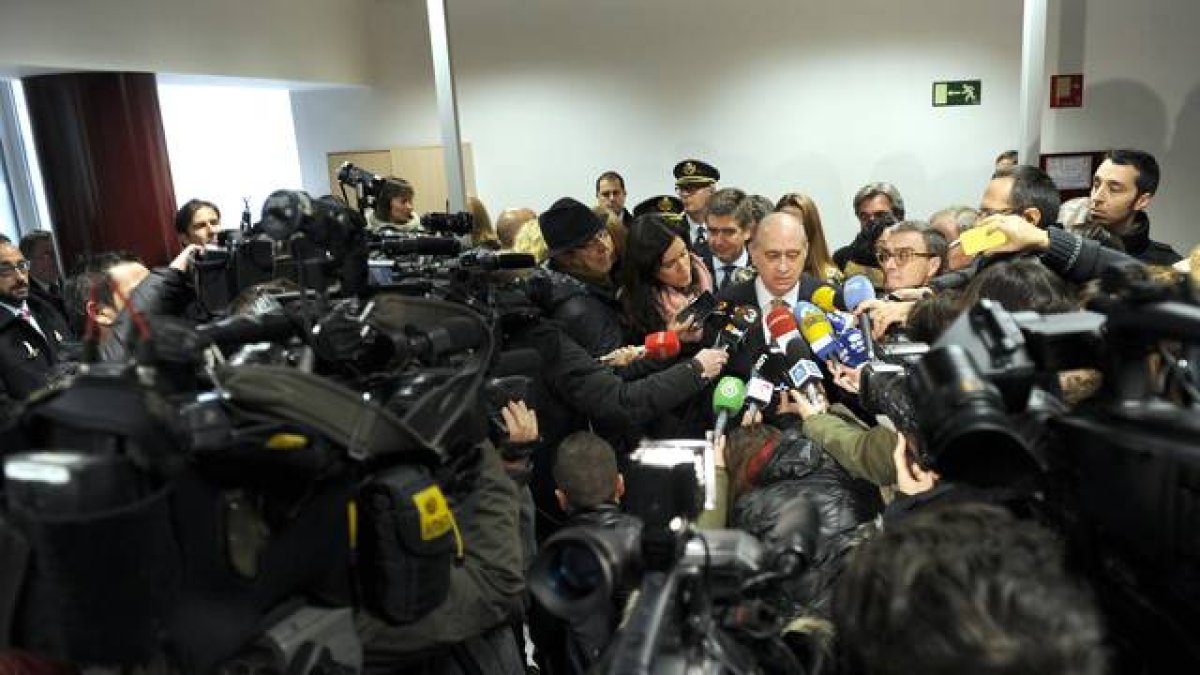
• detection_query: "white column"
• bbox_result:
[1018,0,1050,165]
[426,0,467,212]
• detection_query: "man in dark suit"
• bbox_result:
[18,230,67,322]
[703,187,752,290]
[0,241,70,427]
[673,159,719,256]
[712,211,825,381]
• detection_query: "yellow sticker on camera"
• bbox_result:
[412,485,455,541]
[960,227,1008,256]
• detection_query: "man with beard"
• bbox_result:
[0,241,70,426]
[1084,149,1180,264]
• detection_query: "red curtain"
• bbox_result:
[22,72,177,270]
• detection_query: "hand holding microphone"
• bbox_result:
[692,348,729,380]
[784,358,829,419]
[598,330,681,365]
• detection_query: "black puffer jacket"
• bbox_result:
[730,428,883,546]
[534,266,625,358]
[730,429,882,618]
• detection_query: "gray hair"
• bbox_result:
[852,182,906,219]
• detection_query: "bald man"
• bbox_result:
[496,208,537,249]
[710,212,826,381]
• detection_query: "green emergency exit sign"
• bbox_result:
[933,80,981,107]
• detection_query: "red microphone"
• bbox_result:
[641,330,681,360]
[766,306,802,350]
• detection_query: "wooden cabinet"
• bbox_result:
[326,144,476,214]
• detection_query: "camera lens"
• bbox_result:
[545,540,606,600]
[911,345,1037,487]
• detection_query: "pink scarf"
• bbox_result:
[655,253,714,342]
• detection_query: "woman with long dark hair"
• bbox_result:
[620,214,713,343]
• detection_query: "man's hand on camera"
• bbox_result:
[501,400,539,445]
[692,348,729,380]
[171,244,204,272]
[828,359,863,395]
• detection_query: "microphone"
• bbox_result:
[787,358,826,408]
[824,311,870,368]
[744,352,778,421]
[642,331,682,360]
[795,302,840,362]
[711,376,747,439]
[766,306,802,351]
[599,331,681,364]
[842,275,875,311]
[843,275,878,360]
[810,284,844,313]
[712,304,758,351]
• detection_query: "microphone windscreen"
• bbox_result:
[765,306,797,340]
[644,331,681,360]
[843,275,875,311]
[712,376,747,414]
[796,304,838,360]
[810,284,842,312]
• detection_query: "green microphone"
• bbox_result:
[711,375,747,439]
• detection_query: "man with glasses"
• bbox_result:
[0,241,70,425]
[875,222,946,293]
[535,197,626,357]
[673,159,720,252]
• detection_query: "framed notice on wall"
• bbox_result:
[1039,151,1106,201]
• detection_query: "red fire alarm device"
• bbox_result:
[1050,74,1084,108]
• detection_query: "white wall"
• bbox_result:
[159,83,304,227]
[0,0,373,86]
[294,0,1024,248]
[1043,0,1200,252]
[294,0,1200,254]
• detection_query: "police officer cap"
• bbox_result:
[673,159,720,187]
[632,195,685,219]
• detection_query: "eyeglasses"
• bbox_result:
[977,207,1019,219]
[0,260,31,277]
[875,248,935,265]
